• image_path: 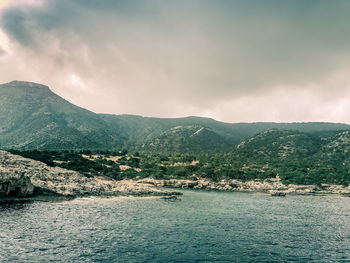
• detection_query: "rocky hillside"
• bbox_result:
[1,80,350,152]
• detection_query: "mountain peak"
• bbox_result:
[1,80,50,90]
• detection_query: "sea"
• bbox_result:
[1,190,350,262]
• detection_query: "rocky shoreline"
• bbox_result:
[2,150,350,202]
[0,151,181,201]
[139,178,350,196]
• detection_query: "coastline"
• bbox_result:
[2,176,350,204]
[0,150,182,201]
[138,178,350,196]
[2,150,350,202]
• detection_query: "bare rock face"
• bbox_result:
[0,171,34,197]
[0,151,181,198]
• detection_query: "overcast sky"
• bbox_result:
[1,0,350,123]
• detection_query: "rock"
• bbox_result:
[0,151,182,199]
[269,190,287,197]
[136,177,350,196]
[286,184,316,195]
[194,180,210,189]
[0,171,34,197]
[160,195,179,200]
[139,178,198,189]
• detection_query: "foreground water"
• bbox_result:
[1,190,350,262]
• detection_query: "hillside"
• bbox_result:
[0,81,124,149]
[236,129,321,160]
[232,130,350,185]
[9,129,350,186]
[1,81,350,152]
[101,114,350,152]
[141,125,230,152]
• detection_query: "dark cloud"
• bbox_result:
[1,0,350,122]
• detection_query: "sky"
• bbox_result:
[1,0,350,123]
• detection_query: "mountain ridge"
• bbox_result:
[1,80,50,89]
[1,80,350,151]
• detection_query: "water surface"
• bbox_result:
[1,190,350,262]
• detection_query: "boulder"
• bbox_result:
[269,190,287,197]
[0,172,34,197]
[161,195,179,200]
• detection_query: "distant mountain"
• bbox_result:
[1,81,350,152]
[100,114,237,151]
[102,114,350,152]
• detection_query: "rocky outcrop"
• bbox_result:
[0,171,34,197]
[140,178,288,192]
[0,151,181,199]
[139,177,350,196]
[269,190,286,196]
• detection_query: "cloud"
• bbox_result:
[1,0,350,123]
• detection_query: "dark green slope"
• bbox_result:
[0,81,124,149]
[101,114,350,152]
[236,129,350,160]
[235,129,322,160]
[142,125,230,152]
[233,129,350,185]
[100,114,238,150]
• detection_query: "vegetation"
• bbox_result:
[2,82,350,186]
[8,129,350,186]
[2,81,350,151]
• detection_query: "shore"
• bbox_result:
[0,150,181,200]
[138,178,350,196]
[2,150,350,201]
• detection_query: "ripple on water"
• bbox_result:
[0,191,350,262]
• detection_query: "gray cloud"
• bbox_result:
[1,0,350,122]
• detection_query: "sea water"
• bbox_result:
[1,190,350,262]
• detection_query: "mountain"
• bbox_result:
[0,81,124,149]
[1,80,350,152]
[101,114,350,152]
